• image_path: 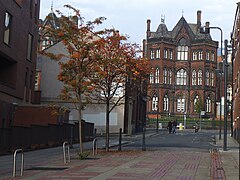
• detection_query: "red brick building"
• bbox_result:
[231,2,240,142]
[0,0,40,127]
[143,11,218,119]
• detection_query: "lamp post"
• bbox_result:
[200,26,223,140]
[156,104,159,133]
[223,39,229,151]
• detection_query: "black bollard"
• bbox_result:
[118,128,122,151]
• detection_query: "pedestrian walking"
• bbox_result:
[167,120,173,134]
[172,119,177,133]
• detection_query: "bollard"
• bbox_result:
[13,149,24,177]
[118,128,122,151]
[142,126,146,151]
[93,138,98,155]
[94,128,97,138]
[63,141,70,164]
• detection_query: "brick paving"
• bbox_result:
[0,150,213,180]
[210,149,226,180]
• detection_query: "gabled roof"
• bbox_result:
[171,16,195,40]
[148,15,212,42]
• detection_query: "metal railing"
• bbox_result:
[92,138,98,155]
[63,141,70,164]
[13,149,24,177]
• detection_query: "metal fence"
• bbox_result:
[0,121,94,155]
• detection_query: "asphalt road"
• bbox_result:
[122,129,217,152]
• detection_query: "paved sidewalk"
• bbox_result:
[2,150,211,180]
[214,134,239,180]
[1,130,239,180]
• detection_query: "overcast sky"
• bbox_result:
[40,0,239,46]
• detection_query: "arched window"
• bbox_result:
[177,38,188,60]
[194,95,199,112]
[155,68,159,83]
[206,96,211,112]
[198,69,202,85]
[152,96,158,111]
[176,69,187,85]
[192,70,196,85]
[163,94,169,111]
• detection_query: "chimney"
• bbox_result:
[205,21,210,28]
[147,19,151,38]
[197,10,201,30]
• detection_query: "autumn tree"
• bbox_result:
[40,5,106,154]
[92,29,150,151]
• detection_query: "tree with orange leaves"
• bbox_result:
[91,29,151,151]
[40,5,106,154]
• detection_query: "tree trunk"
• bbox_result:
[106,100,110,151]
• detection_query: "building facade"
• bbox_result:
[0,0,40,128]
[231,2,240,142]
[37,11,126,134]
[143,11,218,119]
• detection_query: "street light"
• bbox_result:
[223,39,229,151]
[200,26,223,140]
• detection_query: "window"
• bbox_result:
[206,71,209,86]
[169,50,173,59]
[192,70,196,85]
[156,49,160,59]
[164,49,168,59]
[163,94,169,111]
[177,46,188,60]
[163,68,167,84]
[211,52,215,61]
[155,68,159,83]
[177,38,188,60]
[4,12,12,45]
[193,51,197,60]
[169,70,172,84]
[198,70,202,85]
[193,95,199,112]
[227,85,232,101]
[150,72,154,84]
[27,33,33,61]
[198,51,203,60]
[150,50,155,59]
[152,96,158,111]
[177,98,185,112]
[206,51,210,61]
[211,72,214,86]
[35,70,41,91]
[176,69,187,85]
[206,96,211,112]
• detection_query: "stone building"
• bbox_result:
[0,0,40,128]
[143,11,218,119]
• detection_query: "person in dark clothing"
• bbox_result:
[172,120,177,133]
[167,120,173,134]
